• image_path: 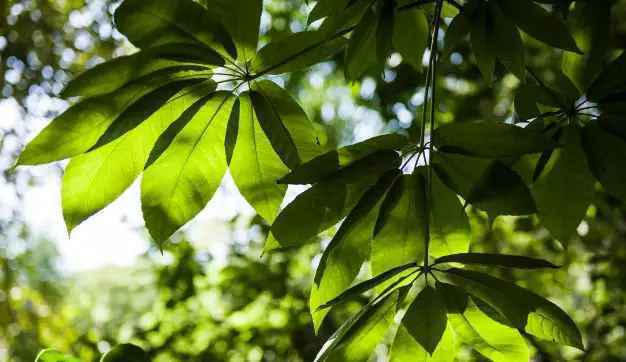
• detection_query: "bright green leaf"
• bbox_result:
[344,9,379,80]
[391,323,457,362]
[213,0,262,61]
[393,8,428,69]
[35,350,80,362]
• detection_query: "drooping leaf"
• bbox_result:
[114,0,235,57]
[279,134,408,185]
[371,173,425,276]
[61,81,216,232]
[496,0,580,53]
[587,51,626,102]
[229,92,289,222]
[308,0,350,24]
[311,170,400,330]
[322,290,400,362]
[444,268,584,349]
[251,80,324,168]
[434,253,558,269]
[470,6,496,83]
[344,9,379,80]
[583,123,626,203]
[101,344,150,362]
[400,286,448,354]
[18,71,211,165]
[392,7,428,70]
[439,283,530,362]
[141,92,234,243]
[444,12,470,55]
[213,0,262,61]
[390,323,457,362]
[532,126,595,241]
[269,150,402,250]
[61,44,222,98]
[35,350,80,362]
[251,30,347,76]
[432,121,556,158]
[376,0,395,69]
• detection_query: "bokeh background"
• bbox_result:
[2,0,626,361]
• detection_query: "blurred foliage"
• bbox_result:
[2,0,626,361]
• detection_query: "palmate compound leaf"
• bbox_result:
[61,81,217,232]
[434,253,559,269]
[100,344,150,362]
[399,286,448,354]
[278,133,408,185]
[432,121,557,159]
[532,125,595,242]
[140,92,235,244]
[267,150,402,250]
[438,282,530,362]
[17,69,213,166]
[35,349,81,362]
[311,170,400,331]
[61,43,223,99]
[443,268,584,349]
[114,0,236,58]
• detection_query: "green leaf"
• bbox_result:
[400,286,448,354]
[114,0,236,58]
[434,253,558,269]
[61,81,216,232]
[432,121,557,158]
[318,0,371,36]
[496,0,580,53]
[532,126,595,241]
[61,44,222,98]
[18,70,211,166]
[376,1,395,69]
[229,92,288,222]
[101,344,150,362]
[141,92,234,243]
[583,123,626,203]
[279,134,408,185]
[488,2,525,80]
[251,30,347,76]
[390,323,457,362]
[213,0,262,61]
[429,171,471,258]
[311,170,400,330]
[562,1,611,93]
[269,150,401,250]
[433,152,536,216]
[444,12,470,56]
[439,283,530,362]
[250,80,324,169]
[322,290,400,362]
[309,0,350,24]
[344,9,379,80]
[371,173,425,277]
[470,6,495,83]
[35,349,81,362]
[393,8,428,70]
[316,261,418,311]
[587,52,626,102]
[444,268,584,349]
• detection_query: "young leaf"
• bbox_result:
[251,30,347,76]
[321,290,400,362]
[390,323,457,362]
[392,8,428,70]
[61,81,216,232]
[279,134,408,185]
[344,9,379,80]
[311,170,400,330]
[35,350,80,362]
[18,71,210,166]
[496,0,580,53]
[434,253,558,269]
[400,286,448,354]
[101,344,149,362]
[371,173,426,276]
[251,80,324,168]
[115,0,235,57]
[229,93,289,222]
[583,123,626,203]
[439,283,530,362]
[444,268,584,349]
[141,92,234,243]
[432,121,556,158]
[532,126,595,242]
[212,0,262,61]
[61,44,222,98]
[269,150,401,250]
